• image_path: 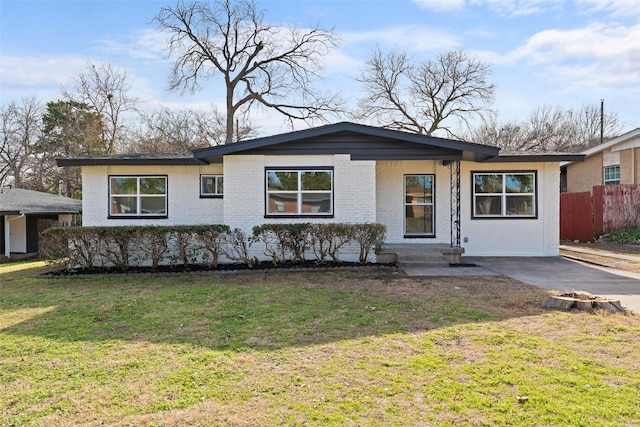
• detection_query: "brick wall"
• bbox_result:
[223,154,377,262]
[375,160,451,244]
[459,161,559,256]
[82,164,224,226]
[619,147,640,185]
[566,152,603,193]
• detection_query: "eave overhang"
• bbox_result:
[56,153,205,167]
[483,153,586,163]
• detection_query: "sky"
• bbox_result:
[1,0,639,138]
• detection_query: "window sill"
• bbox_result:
[108,215,168,220]
[264,214,334,219]
[404,234,436,239]
[472,215,538,220]
[200,195,223,199]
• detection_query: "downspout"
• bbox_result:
[632,148,636,185]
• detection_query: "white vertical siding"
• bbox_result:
[459,161,560,256]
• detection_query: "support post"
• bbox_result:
[450,160,461,248]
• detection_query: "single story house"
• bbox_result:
[1,187,81,259]
[57,122,583,261]
[562,127,640,193]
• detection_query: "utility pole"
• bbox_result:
[600,99,604,145]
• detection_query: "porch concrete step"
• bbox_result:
[397,254,450,268]
[384,244,465,267]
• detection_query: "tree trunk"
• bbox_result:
[542,292,626,313]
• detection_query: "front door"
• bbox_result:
[404,175,435,237]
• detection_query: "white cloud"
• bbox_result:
[510,21,640,88]
[97,28,169,61]
[476,0,566,17]
[412,0,465,11]
[576,0,640,17]
[341,25,461,53]
[0,55,89,102]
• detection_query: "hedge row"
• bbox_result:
[40,223,387,271]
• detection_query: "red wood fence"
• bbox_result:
[593,184,640,237]
[560,191,594,242]
[561,184,640,242]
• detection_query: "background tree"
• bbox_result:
[0,97,43,189]
[130,105,254,152]
[62,61,139,154]
[154,0,342,144]
[38,100,106,196]
[469,104,623,152]
[356,48,495,137]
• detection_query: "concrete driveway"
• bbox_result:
[466,256,640,314]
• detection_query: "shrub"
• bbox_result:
[309,223,353,262]
[352,223,387,264]
[195,224,230,267]
[609,228,640,244]
[137,226,170,270]
[253,223,311,264]
[40,228,71,267]
[39,222,388,270]
[98,226,142,271]
[222,228,257,268]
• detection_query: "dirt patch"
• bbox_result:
[560,240,640,273]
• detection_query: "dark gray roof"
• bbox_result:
[0,188,82,215]
[55,122,585,166]
[487,151,585,163]
[57,152,204,167]
[193,121,501,163]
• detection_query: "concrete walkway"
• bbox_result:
[403,256,640,314]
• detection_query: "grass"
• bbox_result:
[1,264,639,426]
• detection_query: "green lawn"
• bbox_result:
[1,264,639,426]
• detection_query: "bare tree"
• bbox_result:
[356,47,495,137]
[0,98,43,189]
[469,104,623,152]
[131,105,254,153]
[62,61,139,154]
[154,0,342,144]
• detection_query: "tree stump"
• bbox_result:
[542,291,626,313]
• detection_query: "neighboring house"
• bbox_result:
[1,187,81,259]
[562,128,640,193]
[57,122,582,259]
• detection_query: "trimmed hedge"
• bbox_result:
[41,223,387,270]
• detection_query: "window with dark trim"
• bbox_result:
[404,174,435,236]
[472,171,536,218]
[200,174,223,197]
[265,168,333,216]
[603,165,620,185]
[109,176,167,217]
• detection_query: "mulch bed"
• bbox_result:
[40,260,399,278]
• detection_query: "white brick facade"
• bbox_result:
[80,156,561,258]
[459,161,560,256]
[81,164,224,227]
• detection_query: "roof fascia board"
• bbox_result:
[483,154,586,163]
[580,128,640,157]
[57,158,205,167]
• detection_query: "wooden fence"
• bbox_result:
[560,191,594,242]
[560,184,640,242]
